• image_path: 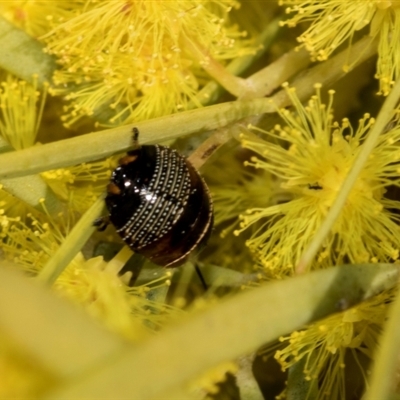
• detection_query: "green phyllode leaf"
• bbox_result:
[9,263,393,400]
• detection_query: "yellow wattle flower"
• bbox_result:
[279,0,400,95]
[272,288,396,400]
[42,158,114,214]
[42,0,257,126]
[0,74,47,150]
[0,0,72,38]
[236,84,400,275]
[2,211,173,341]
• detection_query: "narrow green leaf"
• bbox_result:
[1,174,63,214]
[0,17,56,86]
[0,19,62,212]
[364,289,400,400]
[37,196,105,284]
[0,264,124,378]
[43,264,400,400]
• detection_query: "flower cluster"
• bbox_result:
[42,158,114,214]
[273,288,396,399]
[41,0,256,126]
[0,1,72,37]
[280,0,400,95]
[0,74,47,150]
[1,210,173,340]
[237,84,400,276]
[225,82,400,398]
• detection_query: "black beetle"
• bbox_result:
[96,128,213,268]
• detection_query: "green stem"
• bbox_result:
[183,36,249,98]
[0,34,378,183]
[236,354,264,400]
[247,47,311,98]
[189,35,378,169]
[194,17,281,106]
[0,97,275,180]
[37,196,105,285]
[296,76,400,274]
[272,35,378,108]
[364,289,400,400]
[0,17,56,87]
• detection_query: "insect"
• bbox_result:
[96,128,213,268]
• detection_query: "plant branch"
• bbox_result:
[0,97,275,180]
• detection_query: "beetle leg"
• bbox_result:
[194,263,208,291]
[93,216,110,231]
